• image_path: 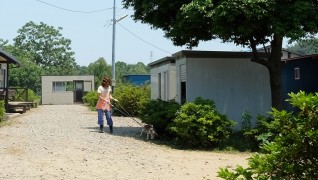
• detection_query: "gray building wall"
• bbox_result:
[41,75,94,105]
[175,56,271,129]
[150,63,176,100]
[149,57,176,101]
[149,51,273,129]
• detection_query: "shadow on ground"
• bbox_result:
[82,126,149,139]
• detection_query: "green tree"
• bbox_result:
[115,61,128,84]
[127,62,149,74]
[72,65,89,75]
[115,61,150,85]
[287,38,318,55]
[0,39,9,47]
[123,0,318,110]
[9,54,43,93]
[13,21,77,75]
[87,57,111,88]
[1,44,43,93]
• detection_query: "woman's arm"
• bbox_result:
[109,94,118,101]
[98,93,107,101]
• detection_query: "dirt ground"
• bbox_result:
[0,105,251,180]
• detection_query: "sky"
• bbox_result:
[1,0,253,67]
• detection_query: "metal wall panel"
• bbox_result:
[179,57,271,129]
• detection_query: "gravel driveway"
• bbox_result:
[0,105,250,180]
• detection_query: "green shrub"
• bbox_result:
[218,91,318,179]
[82,91,98,110]
[112,84,150,117]
[82,84,150,114]
[13,88,40,102]
[26,89,40,102]
[138,99,181,138]
[0,100,5,122]
[240,113,275,152]
[169,97,236,148]
[241,111,252,132]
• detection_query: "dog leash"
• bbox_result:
[112,100,158,139]
[111,102,143,126]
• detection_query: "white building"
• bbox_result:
[148,57,176,101]
[149,50,273,129]
[41,75,95,105]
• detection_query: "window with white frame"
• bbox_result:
[294,67,300,80]
[52,81,73,92]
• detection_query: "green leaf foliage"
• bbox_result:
[287,38,318,55]
[124,0,318,48]
[138,99,181,138]
[240,114,276,152]
[0,101,5,122]
[112,84,150,117]
[2,45,43,93]
[169,97,236,148]
[13,88,40,102]
[82,91,98,110]
[13,21,77,75]
[123,0,318,110]
[87,58,112,89]
[218,91,318,179]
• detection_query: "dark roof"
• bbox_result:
[148,56,175,67]
[282,54,318,62]
[0,47,21,65]
[172,50,267,59]
[148,50,270,67]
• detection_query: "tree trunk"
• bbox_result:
[268,35,284,110]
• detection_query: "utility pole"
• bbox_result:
[111,0,116,92]
[111,1,127,92]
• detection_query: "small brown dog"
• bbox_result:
[140,124,158,139]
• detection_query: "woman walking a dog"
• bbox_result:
[95,77,117,133]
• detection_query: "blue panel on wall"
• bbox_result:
[123,75,150,86]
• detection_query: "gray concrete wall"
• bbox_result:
[41,75,94,105]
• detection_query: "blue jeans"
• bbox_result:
[97,109,113,126]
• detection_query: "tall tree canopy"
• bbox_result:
[287,38,318,55]
[13,21,77,75]
[87,58,150,88]
[87,57,111,88]
[123,0,318,109]
[0,44,43,93]
[115,61,149,84]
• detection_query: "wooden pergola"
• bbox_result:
[0,48,21,112]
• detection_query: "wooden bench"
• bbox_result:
[8,104,28,114]
[19,102,37,108]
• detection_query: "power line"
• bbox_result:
[35,0,172,58]
[117,22,172,55]
[35,0,112,13]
